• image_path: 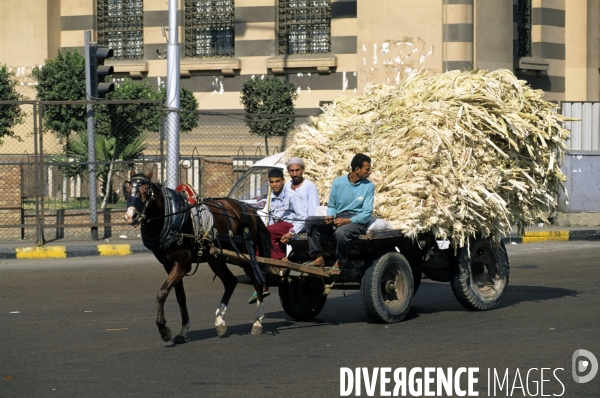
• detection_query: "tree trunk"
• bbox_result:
[100,161,115,210]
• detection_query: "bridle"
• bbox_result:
[124,176,154,226]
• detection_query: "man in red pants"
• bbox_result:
[249,167,307,304]
[265,167,307,260]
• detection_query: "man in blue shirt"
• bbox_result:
[303,153,374,275]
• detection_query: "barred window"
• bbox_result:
[515,0,532,57]
[185,1,235,58]
[97,0,144,60]
[278,0,331,55]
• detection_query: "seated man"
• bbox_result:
[266,167,307,260]
[249,167,306,304]
[278,157,320,245]
[303,153,374,275]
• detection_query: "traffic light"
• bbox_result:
[88,45,115,98]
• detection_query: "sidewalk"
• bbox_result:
[1,225,599,260]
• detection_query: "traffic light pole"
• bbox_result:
[84,30,99,241]
[165,0,180,189]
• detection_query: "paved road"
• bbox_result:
[1,241,599,397]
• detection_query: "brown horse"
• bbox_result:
[123,170,271,343]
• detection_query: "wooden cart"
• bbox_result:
[212,230,509,324]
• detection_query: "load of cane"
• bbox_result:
[285,69,572,248]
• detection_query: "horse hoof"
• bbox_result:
[216,324,227,337]
[161,327,172,342]
[173,335,187,345]
[251,324,263,335]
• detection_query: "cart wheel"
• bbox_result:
[450,238,509,311]
[360,252,413,323]
[278,276,327,321]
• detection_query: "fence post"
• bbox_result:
[103,207,111,239]
[56,209,65,239]
[34,101,45,246]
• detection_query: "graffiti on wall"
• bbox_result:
[361,37,434,86]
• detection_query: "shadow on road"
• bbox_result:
[179,279,578,344]
[411,280,578,314]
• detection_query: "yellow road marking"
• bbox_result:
[97,244,132,256]
[16,246,67,259]
[522,231,569,243]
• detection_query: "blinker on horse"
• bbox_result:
[124,170,271,343]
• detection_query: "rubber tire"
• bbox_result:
[278,276,327,321]
[360,252,414,323]
[450,238,509,311]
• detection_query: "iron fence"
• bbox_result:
[0,100,309,243]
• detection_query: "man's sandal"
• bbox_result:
[248,291,270,304]
[328,266,343,276]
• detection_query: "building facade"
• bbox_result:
[1,0,598,111]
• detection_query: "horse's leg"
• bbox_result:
[207,258,238,337]
[240,265,265,335]
[156,262,187,342]
[173,280,191,344]
[252,291,265,335]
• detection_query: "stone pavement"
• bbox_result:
[0,225,599,260]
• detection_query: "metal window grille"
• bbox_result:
[278,0,331,55]
[97,0,144,60]
[185,1,235,58]
[515,0,532,57]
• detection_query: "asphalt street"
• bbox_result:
[1,241,599,397]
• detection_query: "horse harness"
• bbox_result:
[203,199,266,286]
[127,176,265,284]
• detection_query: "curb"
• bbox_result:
[0,244,149,260]
[1,229,599,260]
[503,229,600,245]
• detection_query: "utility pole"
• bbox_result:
[166,0,181,189]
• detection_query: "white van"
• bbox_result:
[227,152,286,224]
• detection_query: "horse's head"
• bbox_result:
[123,170,154,225]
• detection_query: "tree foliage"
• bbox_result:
[97,79,161,147]
[32,50,87,138]
[160,87,199,132]
[240,75,298,154]
[0,64,24,146]
[32,50,199,139]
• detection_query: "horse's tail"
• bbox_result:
[255,215,271,259]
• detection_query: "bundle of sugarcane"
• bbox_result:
[285,69,571,248]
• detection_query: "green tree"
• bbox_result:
[92,81,197,207]
[32,50,87,138]
[160,87,199,132]
[95,79,160,207]
[0,64,24,146]
[240,75,298,154]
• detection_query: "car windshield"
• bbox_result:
[228,166,275,209]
